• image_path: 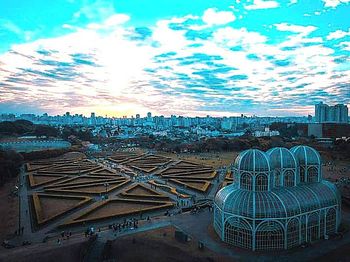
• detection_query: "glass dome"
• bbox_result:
[214,145,341,251]
[215,180,340,219]
[290,145,321,166]
[267,147,297,170]
[234,149,270,172]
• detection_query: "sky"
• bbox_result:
[0,0,349,117]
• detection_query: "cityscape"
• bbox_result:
[0,0,350,262]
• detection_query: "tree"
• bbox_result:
[0,150,23,186]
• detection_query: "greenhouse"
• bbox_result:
[214,146,341,251]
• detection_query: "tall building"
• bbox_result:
[315,102,348,123]
[90,112,96,125]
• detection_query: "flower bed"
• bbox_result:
[62,198,174,226]
[119,183,169,200]
[45,178,131,195]
[31,193,92,226]
[108,152,144,164]
[161,167,213,175]
[148,180,190,198]
[168,179,211,193]
[43,176,126,189]
[161,169,216,178]
[124,154,173,173]
[28,174,68,188]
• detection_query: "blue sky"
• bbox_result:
[0,0,349,117]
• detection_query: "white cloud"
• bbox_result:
[73,0,115,20]
[322,0,350,8]
[0,20,22,35]
[0,10,348,117]
[326,29,350,40]
[245,0,279,10]
[274,23,317,36]
[104,14,130,27]
[213,27,267,48]
[338,41,350,51]
[86,14,130,29]
[202,8,236,26]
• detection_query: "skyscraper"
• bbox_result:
[315,102,348,123]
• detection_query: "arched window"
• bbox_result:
[240,173,252,190]
[274,170,281,187]
[299,166,305,183]
[287,218,299,248]
[224,217,252,249]
[326,208,337,235]
[255,173,268,191]
[307,212,319,242]
[213,206,222,235]
[256,221,285,250]
[307,167,318,183]
[283,170,295,187]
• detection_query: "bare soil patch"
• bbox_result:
[109,226,232,262]
[0,178,18,246]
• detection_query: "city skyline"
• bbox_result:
[0,0,350,117]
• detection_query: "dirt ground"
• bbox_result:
[0,178,19,247]
[159,151,238,169]
[322,160,350,182]
[109,226,232,262]
[0,238,85,262]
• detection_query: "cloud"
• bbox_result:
[202,8,236,26]
[73,0,115,20]
[245,0,279,10]
[0,8,349,117]
[338,42,350,51]
[326,29,350,40]
[322,0,350,8]
[0,20,22,35]
[274,23,317,35]
[104,14,130,27]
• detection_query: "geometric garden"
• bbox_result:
[25,151,219,232]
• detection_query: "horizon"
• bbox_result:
[0,110,313,119]
[0,0,349,117]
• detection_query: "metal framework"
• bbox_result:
[214,146,341,251]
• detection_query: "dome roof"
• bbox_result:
[215,180,339,219]
[290,145,321,166]
[234,149,270,172]
[266,147,297,170]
